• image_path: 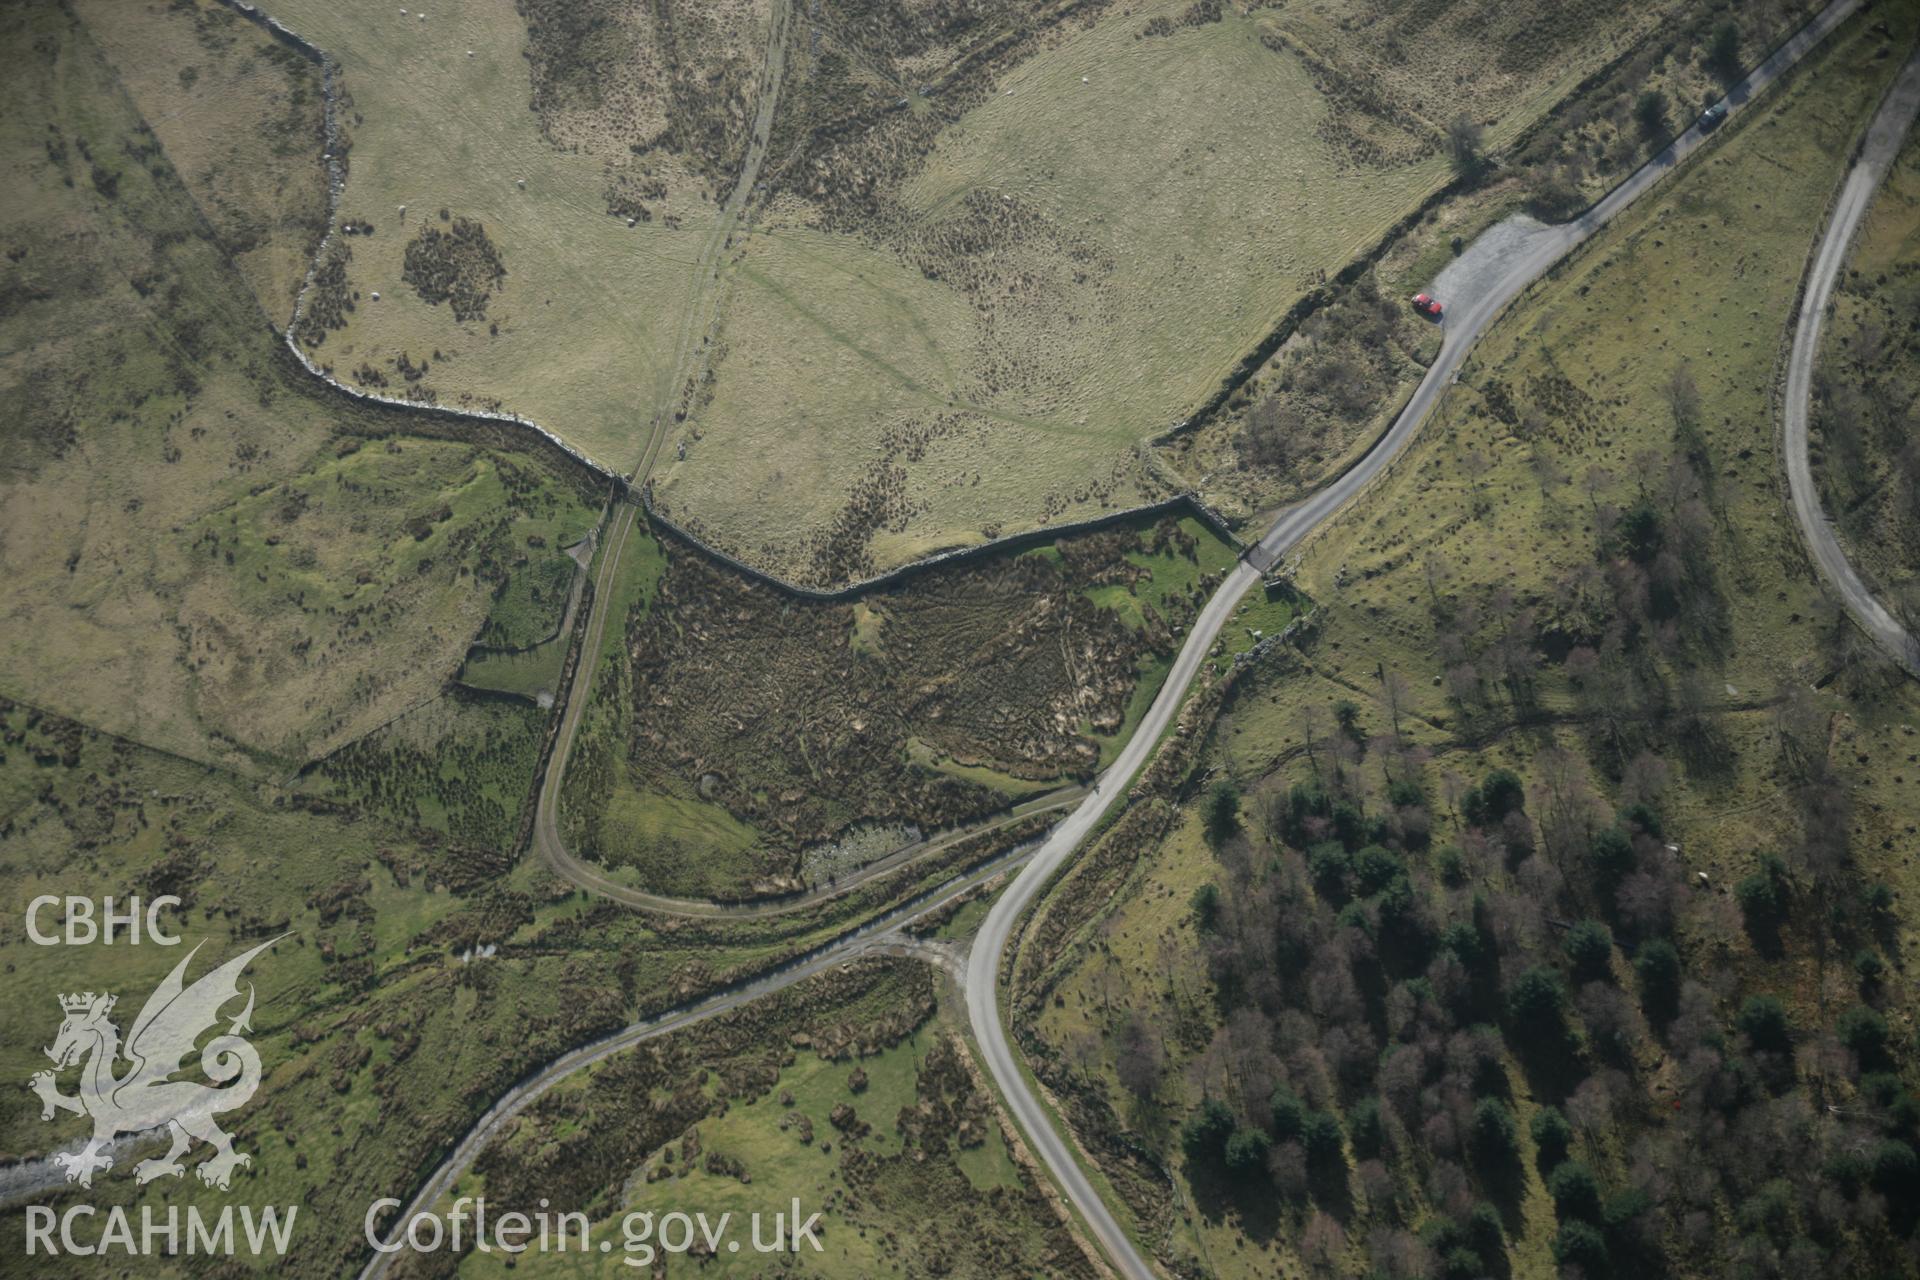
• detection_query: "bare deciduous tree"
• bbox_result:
[1582,463,1614,512]
[1665,364,1701,431]
[1113,1015,1163,1102]
[1382,668,1412,743]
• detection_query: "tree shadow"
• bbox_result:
[1742,915,1785,961]
[1479,1154,1529,1224]
[1672,710,1737,786]
[1509,1028,1588,1109]
[1308,1160,1355,1223]
[1184,1163,1282,1244]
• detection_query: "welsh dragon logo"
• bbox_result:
[27,935,285,1191]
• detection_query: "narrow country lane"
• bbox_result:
[966,3,1865,1276]
[350,841,1043,1280]
[354,5,1864,1275]
[1783,46,1920,677]
[24,0,1856,1269]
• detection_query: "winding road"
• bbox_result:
[1783,45,1920,677]
[351,837,1040,1280]
[366,3,1867,1275]
[965,3,1865,1275]
[526,496,1089,918]
[4,0,1863,1268]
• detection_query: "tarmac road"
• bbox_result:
[350,837,1042,1280]
[1782,45,1920,677]
[965,3,1864,1276]
[5,0,1864,1264]
[345,4,1866,1272]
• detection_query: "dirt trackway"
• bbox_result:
[1782,44,1920,677]
[526,498,1089,917]
[353,845,1035,1280]
[391,4,1865,1275]
[634,0,793,482]
[16,0,1849,1266]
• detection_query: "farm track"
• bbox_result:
[354,851,1036,1280]
[364,4,1865,1275]
[633,0,793,484]
[538,781,1084,918]
[10,0,1861,1270]
[1782,44,1920,677]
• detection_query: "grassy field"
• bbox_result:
[224,0,1692,588]
[458,533,591,702]
[1167,0,1831,530]
[0,694,850,1279]
[1015,13,1920,1278]
[1812,123,1920,613]
[658,0,1828,586]
[180,440,596,756]
[475,543,577,649]
[302,691,549,849]
[552,517,771,895]
[167,0,1762,588]
[0,2,603,772]
[72,0,331,322]
[1270,0,1715,153]
[252,0,748,464]
[440,964,1094,1279]
[656,0,1457,584]
[557,511,1236,900]
[2,689,1020,1278]
[1358,0,1823,312]
[458,640,568,701]
[554,516,771,898]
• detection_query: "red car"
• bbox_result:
[1412,293,1444,318]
